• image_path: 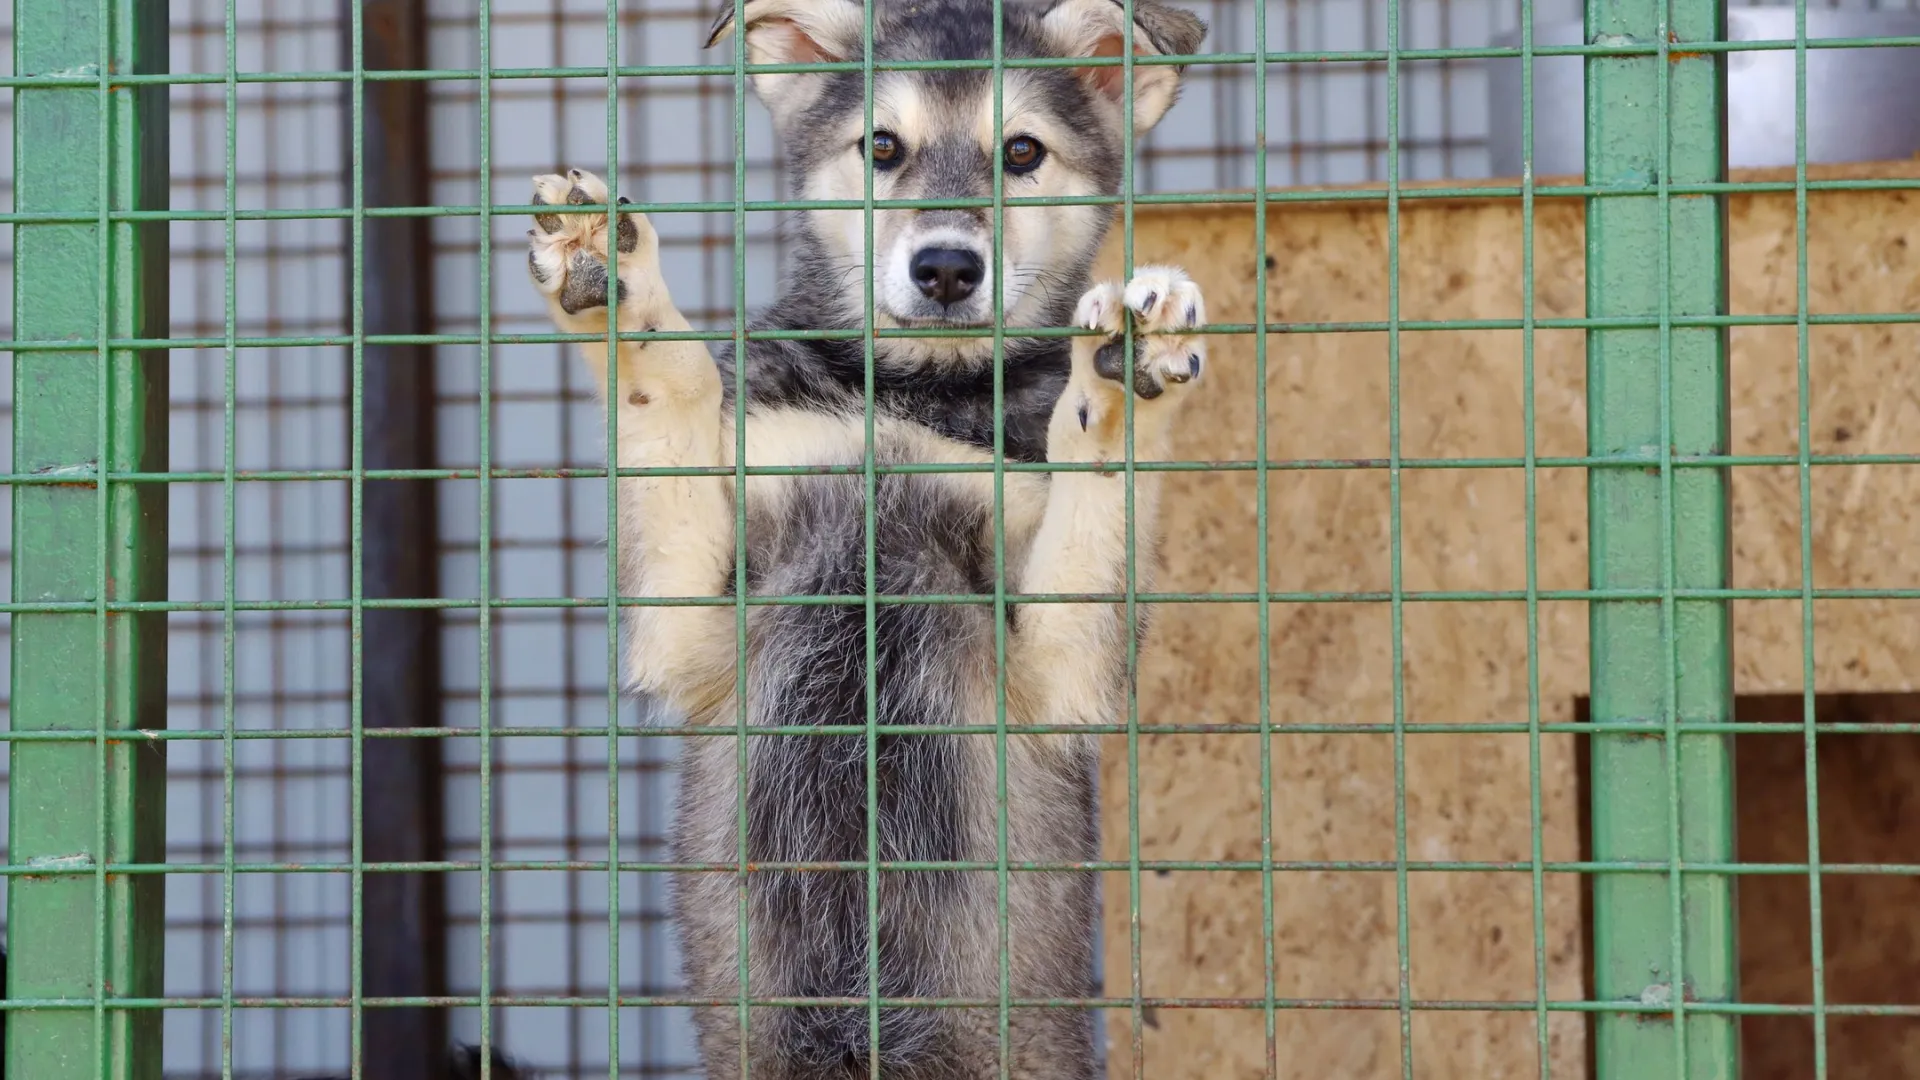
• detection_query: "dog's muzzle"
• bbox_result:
[909,247,984,305]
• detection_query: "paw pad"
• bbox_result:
[527,167,655,321]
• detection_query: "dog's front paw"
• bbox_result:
[1075,266,1207,401]
[527,168,664,331]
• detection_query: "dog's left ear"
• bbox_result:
[705,0,865,126]
[1042,0,1207,135]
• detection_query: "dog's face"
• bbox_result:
[813,65,1106,333]
[709,0,1206,345]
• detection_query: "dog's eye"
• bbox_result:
[1003,136,1045,174]
[862,131,905,169]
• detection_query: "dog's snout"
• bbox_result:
[909,248,984,304]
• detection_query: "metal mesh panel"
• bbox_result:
[162,1,355,1074]
[0,0,1916,1078]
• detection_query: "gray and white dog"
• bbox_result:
[527,1,1209,1076]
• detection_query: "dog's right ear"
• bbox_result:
[705,0,865,125]
[1042,0,1207,136]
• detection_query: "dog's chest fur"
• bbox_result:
[713,327,1071,646]
[688,326,1089,1070]
[707,326,1070,769]
[716,313,1072,463]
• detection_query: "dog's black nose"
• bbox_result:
[910,247,984,304]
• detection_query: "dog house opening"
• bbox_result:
[1574,692,1920,1079]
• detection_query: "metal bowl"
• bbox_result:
[1486,10,1920,177]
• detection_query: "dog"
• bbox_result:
[527,1,1210,1076]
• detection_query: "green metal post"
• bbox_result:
[8,0,169,1075]
[1584,0,1736,1075]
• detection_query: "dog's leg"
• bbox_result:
[1011,267,1208,730]
[528,168,735,716]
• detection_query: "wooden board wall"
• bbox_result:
[1092,161,1920,1079]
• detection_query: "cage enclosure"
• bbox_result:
[4,0,1920,1079]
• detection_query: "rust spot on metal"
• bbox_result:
[31,462,99,487]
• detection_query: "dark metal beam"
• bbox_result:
[347,0,448,1075]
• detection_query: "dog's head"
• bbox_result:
[708,0,1206,350]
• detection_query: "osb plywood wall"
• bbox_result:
[1092,160,1920,1079]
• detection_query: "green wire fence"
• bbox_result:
[5,0,1920,1076]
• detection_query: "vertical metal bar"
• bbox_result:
[859,0,880,1072]
[601,2,627,1077]
[1519,2,1551,1076]
[219,0,239,1072]
[348,1,450,1075]
[9,0,168,1078]
[1251,3,1276,1075]
[1584,0,1737,1072]
[598,2,626,1076]
[474,0,497,1072]
[347,0,371,1069]
[727,0,753,1074]
[1384,0,1410,1069]
[1789,0,1829,1073]
[1118,9,1142,1080]
[987,1,1012,1077]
